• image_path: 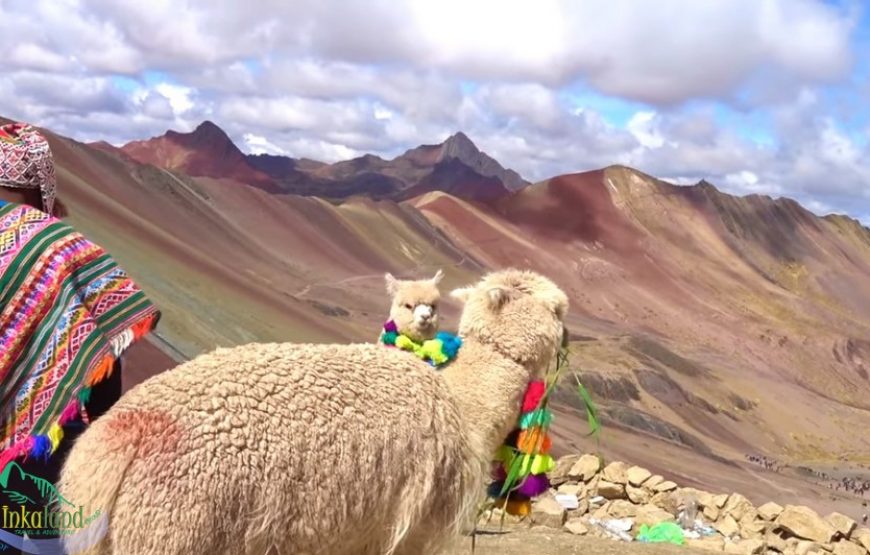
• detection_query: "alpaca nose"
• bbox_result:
[414,304,433,323]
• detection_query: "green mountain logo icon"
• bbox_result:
[0,462,73,508]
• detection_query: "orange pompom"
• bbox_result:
[505,498,532,516]
[494,497,532,517]
[517,427,552,454]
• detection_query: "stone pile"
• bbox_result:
[480,454,870,555]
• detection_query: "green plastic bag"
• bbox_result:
[636,522,685,545]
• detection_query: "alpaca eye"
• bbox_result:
[405,304,413,310]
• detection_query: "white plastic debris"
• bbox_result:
[589,517,634,542]
[555,493,579,510]
[678,514,718,538]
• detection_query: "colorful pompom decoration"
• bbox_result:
[379,320,461,369]
[521,381,546,412]
[491,496,532,516]
[487,379,555,510]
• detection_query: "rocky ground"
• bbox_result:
[463,453,870,555]
[446,528,711,554]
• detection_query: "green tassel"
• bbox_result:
[77,387,92,405]
[499,450,527,497]
[575,375,601,439]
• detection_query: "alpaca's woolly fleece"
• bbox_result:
[59,343,475,555]
[58,268,568,555]
[451,269,568,375]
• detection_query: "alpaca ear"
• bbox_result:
[487,287,510,311]
[544,292,569,320]
[431,269,444,285]
[450,287,473,303]
[385,273,398,295]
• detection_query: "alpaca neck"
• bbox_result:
[441,341,531,460]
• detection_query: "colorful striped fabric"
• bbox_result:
[0,201,159,468]
[0,123,57,216]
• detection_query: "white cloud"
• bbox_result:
[627,112,667,149]
[154,83,195,115]
[803,199,835,215]
[373,105,393,121]
[218,96,377,139]
[0,71,128,115]
[722,170,782,195]
[6,43,69,72]
[0,0,866,222]
[280,138,363,163]
[477,83,564,132]
[0,0,856,104]
[242,133,289,156]
[139,92,174,120]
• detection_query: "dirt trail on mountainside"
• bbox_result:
[446,529,708,554]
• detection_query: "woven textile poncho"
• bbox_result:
[0,123,57,215]
[0,200,160,469]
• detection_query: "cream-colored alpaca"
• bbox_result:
[58,269,568,555]
[379,270,443,343]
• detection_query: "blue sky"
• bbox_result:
[0,0,868,223]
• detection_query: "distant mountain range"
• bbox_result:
[8,114,870,519]
[97,121,528,202]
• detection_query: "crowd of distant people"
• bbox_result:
[744,453,870,525]
[804,467,870,497]
[827,477,870,497]
[745,453,784,472]
[745,453,870,500]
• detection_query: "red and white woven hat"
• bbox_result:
[0,122,57,215]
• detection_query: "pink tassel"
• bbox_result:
[2,437,33,466]
[59,401,80,425]
[0,447,19,474]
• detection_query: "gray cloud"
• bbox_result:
[140,92,175,120]
[0,0,856,105]
[0,72,129,115]
[0,0,866,223]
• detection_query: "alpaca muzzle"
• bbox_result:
[414,304,434,324]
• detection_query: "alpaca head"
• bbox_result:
[450,269,568,375]
[384,270,444,342]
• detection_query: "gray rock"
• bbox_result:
[776,506,837,544]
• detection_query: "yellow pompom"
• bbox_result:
[421,339,448,364]
[395,335,418,352]
[48,423,64,452]
[530,454,555,474]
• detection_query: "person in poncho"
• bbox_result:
[0,122,160,553]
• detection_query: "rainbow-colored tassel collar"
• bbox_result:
[379,320,462,368]
[487,380,555,516]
